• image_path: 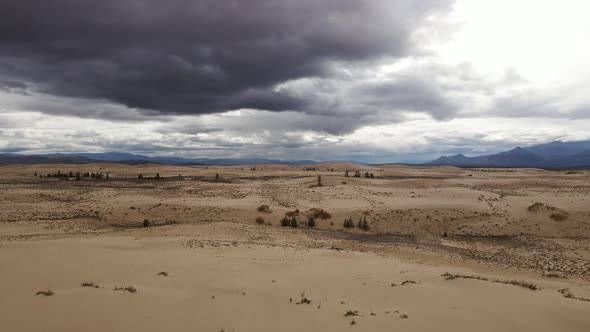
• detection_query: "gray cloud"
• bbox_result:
[0,0,454,118]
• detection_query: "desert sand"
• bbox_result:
[1,163,589,331]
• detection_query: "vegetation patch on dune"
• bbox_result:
[558,288,590,302]
[113,285,137,293]
[306,208,331,220]
[441,273,539,290]
[35,289,55,296]
[81,281,99,288]
[257,204,271,213]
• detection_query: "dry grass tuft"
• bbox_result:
[307,208,331,220]
[257,205,271,213]
[113,285,137,293]
[36,289,55,296]
[344,309,359,316]
[550,212,568,221]
[441,272,539,290]
[558,288,590,302]
[81,281,99,288]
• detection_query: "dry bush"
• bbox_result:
[441,272,539,290]
[344,310,359,316]
[550,212,568,221]
[343,217,354,228]
[285,209,300,218]
[113,285,137,293]
[527,202,556,212]
[559,288,590,302]
[257,204,271,213]
[81,281,99,288]
[255,216,265,225]
[36,289,55,296]
[307,208,331,220]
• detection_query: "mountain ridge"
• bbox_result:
[425,140,590,168]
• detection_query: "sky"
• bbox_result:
[1,0,589,163]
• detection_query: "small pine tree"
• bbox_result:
[290,217,298,228]
[143,219,150,227]
[138,174,144,179]
[34,172,37,177]
[215,173,219,180]
[343,217,354,228]
[155,173,160,179]
[307,217,316,228]
[344,170,349,177]
[317,175,322,187]
[361,217,370,231]
[75,172,81,181]
[281,216,290,227]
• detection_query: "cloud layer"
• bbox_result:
[1,0,589,161]
[0,0,453,117]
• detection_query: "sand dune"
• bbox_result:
[1,164,589,331]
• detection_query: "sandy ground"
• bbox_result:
[1,163,589,331]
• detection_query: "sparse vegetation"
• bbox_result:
[550,212,568,221]
[113,285,137,293]
[296,292,312,304]
[280,216,290,227]
[255,216,265,225]
[528,202,555,212]
[307,208,331,220]
[257,204,271,213]
[343,217,355,228]
[36,289,55,296]
[285,209,300,218]
[558,288,590,302]
[441,273,539,290]
[359,217,370,231]
[345,309,359,316]
[81,281,99,288]
[307,217,316,228]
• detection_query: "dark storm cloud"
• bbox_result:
[0,0,454,117]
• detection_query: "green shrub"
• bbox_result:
[343,217,354,228]
[281,216,290,227]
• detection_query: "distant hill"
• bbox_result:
[0,152,319,166]
[425,140,590,168]
[0,155,96,165]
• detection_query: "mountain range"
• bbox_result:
[425,140,590,168]
[0,152,320,166]
[2,140,590,168]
